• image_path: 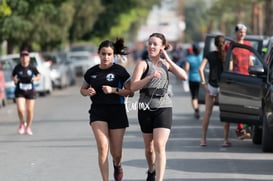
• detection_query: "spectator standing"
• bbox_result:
[80,38,133,181]
[184,43,203,119]
[131,33,187,181]
[199,35,231,147]
[12,50,41,135]
[226,24,253,139]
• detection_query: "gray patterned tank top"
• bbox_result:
[138,59,172,110]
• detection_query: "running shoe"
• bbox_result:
[236,129,251,140]
[146,170,156,181]
[25,127,33,135]
[113,164,123,181]
[18,124,25,135]
[194,111,200,119]
[239,132,251,140]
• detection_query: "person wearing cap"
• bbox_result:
[226,24,253,139]
[184,43,203,119]
[12,50,41,135]
[227,23,254,75]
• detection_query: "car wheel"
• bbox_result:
[39,92,46,97]
[252,125,262,145]
[262,114,273,152]
[0,99,3,108]
[1,99,6,107]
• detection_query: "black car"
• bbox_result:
[219,42,273,152]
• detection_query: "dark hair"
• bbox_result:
[192,43,201,55]
[214,35,226,63]
[98,38,128,55]
[149,33,171,50]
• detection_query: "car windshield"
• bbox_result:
[70,46,96,53]
[12,57,38,67]
[4,70,12,81]
[0,61,13,71]
[69,55,89,61]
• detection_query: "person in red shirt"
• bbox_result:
[226,24,253,139]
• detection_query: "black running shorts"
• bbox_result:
[138,107,172,133]
[15,89,37,99]
[89,104,129,129]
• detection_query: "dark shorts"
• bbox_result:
[89,104,129,129]
[189,81,200,100]
[138,107,172,133]
[15,89,37,99]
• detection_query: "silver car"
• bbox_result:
[43,52,76,89]
[67,51,99,76]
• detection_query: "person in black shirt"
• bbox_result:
[12,50,41,135]
[80,38,133,181]
[199,35,231,147]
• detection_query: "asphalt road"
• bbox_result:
[0,72,273,181]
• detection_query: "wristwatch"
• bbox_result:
[116,88,119,92]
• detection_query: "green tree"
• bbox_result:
[68,0,103,43]
[0,0,161,53]
[183,0,208,42]
[0,0,11,17]
[89,0,160,43]
[208,0,252,34]
[0,0,71,53]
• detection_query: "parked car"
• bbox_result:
[43,52,76,89]
[69,44,100,67]
[218,42,273,152]
[67,51,99,76]
[198,34,267,105]
[4,70,15,101]
[0,69,6,108]
[69,44,100,61]
[0,52,53,96]
[0,58,16,101]
[70,44,97,53]
[58,52,76,86]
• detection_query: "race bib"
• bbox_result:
[19,83,32,91]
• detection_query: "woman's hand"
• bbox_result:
[160,48,169,60]
[203,84,209,93]
[13,77,19,84]
[152,70,162,79]
[86,87,96,96]
[80,82,96,97]
[102,85,114,94]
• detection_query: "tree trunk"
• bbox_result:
[264,0,273,36]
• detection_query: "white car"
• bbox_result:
[43,52,76,89]
[0,52,53,96]
[67,51,99,76]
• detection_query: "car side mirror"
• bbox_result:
[248,65,264,75]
